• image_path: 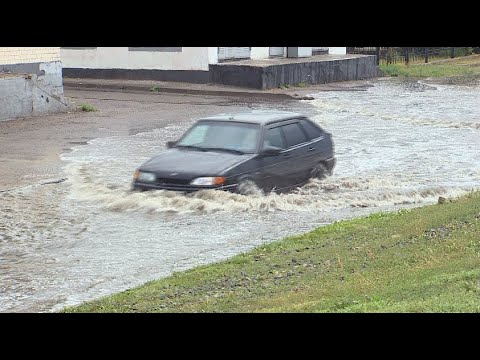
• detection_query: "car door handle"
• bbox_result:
[308,147,316,152]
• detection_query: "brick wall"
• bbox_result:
[0,47,60,66]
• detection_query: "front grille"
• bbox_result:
[155,177,191,186]
[133,181,237,193]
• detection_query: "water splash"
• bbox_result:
[2,79,480,312]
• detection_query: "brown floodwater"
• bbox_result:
[1,78,479,312]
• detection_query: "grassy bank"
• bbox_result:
[379,54,480,78]
[64,192,480,313]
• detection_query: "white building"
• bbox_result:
[61,47,347,82]
[1,47,69,121]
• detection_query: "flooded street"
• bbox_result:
[1,78,479,312]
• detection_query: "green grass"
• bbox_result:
[79,103,97,112]
[278,81,309,89]
[379,54,480,78]
[150,85,161,92]
[64,192,480,313]
[380,64,479,78]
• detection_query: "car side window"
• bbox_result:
[263,127,285,149]
[281,123,308,148]
[300,119,324,140]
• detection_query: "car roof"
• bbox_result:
[199,110,305,125]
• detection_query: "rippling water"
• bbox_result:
[1,79,479,312]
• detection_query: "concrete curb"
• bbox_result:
[63,81,298,101]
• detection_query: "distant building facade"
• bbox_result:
[61,47,347,83]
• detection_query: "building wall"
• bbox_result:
[208,47,219,65]
[61,47,349,71]
[61,47,211,71]
[328,47,347,55]
[251,48,347,59]
[288,47,313,57]
[0,47,69,121]
[239,47,347,59]
[251,47,270,59]
[210,54,378,89]
[0,47,60,65]
[60,47,349,84]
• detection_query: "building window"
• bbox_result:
[312,47,329,55]
[61,47,97,50]
[128,47,182,52]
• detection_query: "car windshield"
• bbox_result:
[176,121,260,154]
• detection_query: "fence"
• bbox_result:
[347,47,479,65]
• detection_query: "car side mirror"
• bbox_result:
[261,145,282,156]
[166,140,177,149]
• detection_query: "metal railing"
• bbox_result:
[347,47,479,65]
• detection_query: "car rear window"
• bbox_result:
[281,123,308,148]
[300,119,324,139]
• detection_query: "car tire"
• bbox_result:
[236,179,261,196]
[310,162,329,180]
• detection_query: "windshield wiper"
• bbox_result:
[175,145,208,152]
[201,147,246,155]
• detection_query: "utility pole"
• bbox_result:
[405,47,409,65]
[425,47,429,63]
[375,47,380,65]
[451,47,455,58]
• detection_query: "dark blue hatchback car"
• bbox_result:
[133,110,335,194]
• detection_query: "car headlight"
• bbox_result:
[134,170,156,183]
[190,177,225,186]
